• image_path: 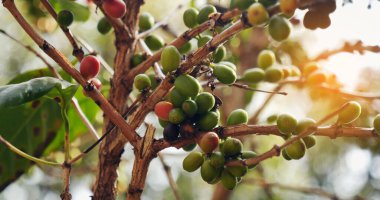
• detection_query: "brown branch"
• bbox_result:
[2,0,140,147]
[60,163,72,200]
[138,39,165,79]
[40,0,84,61]
[158,153,182,200]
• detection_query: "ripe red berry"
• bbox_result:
[103,0,126,19]
[197,132,219,153]
[154,101,173,121]
[80,55,100,80]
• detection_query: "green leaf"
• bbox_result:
[0,77,78,109]
[8,68,72,85]
[0,99,62,191]
[50,0,90,22]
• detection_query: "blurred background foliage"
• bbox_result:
[1,0,380,199]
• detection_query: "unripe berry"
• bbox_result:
[268,15,292,41]
[182,143,197,152]
[277,113,297,135]
[241,151,257,169]
[201,160,221,183]
[154,101,173,121]
[183,151,204,172]
[144,34,164,51]
[258,50,275,69]
[221,169,237,190]
[80,55,100,80]
[195,92,215,114]
[197,5,217,24]
[183,8,199,28]
[241,68,265,84]
[178,42,192,54]
[226,165,247,177]
[197,35,212,48]
[174,74,201,98]
[103,0,126,19]
[161,45,181,73]
[219,61,237,71]
[285,140,306,160]
[213,46,226,63]
[168,108,186,124]
[57,10,74,27]
[169,88,188,107]
[265,67,284,83]
[294,118,316,135]
[182,99,198,117]
[209,152,225,169]
[97,17,112,34]
[227,109,248,126]
[280,0,298,17]
[196,111,219,131]
[223,137,243,157]
[247,3,269,26]
[139,12,154,31]
[212,63,237,85]
[302,136,316,149]
[307,70,328,85]
[337,101,361,124]
[134,74,151,91]
[197,132,219,153]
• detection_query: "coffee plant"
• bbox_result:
[1,0,380,199]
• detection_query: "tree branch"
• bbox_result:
[158,153,182,200]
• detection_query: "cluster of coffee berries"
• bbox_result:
[80,55,102,90]
[96,0,126,34]
[302,0,336,29]
[183,5,217,29]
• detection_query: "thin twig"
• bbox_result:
[158,153,182,200]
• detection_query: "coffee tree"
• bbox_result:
[1,0,380,199]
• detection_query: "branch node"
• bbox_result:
[273,145,281,156]
[41,40,50,51]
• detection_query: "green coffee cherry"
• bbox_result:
[182,99,198,117]
[148,74,159,90]
[219,61,237,71]
[144,35,164,51]
[285,140,306,160]
[201,160,220,183]
[221,169,237,190]
[182,143,197,151]
[183,8,199,28]
[302,136,316,149]
[183,152,204,172]
[161,45,181,73]
[209,152,225,169]
[265,67,284,83]
[195,92,215,114]
[373,114,380,135]
[241,151,257,169]
[241,68,265,84]
[226,165,248,177]
[266,114,278,124]
[247,3,269,26]
[223,137,243,157]
[258,50,275,69]
[134,74,151,91]
[174,74,201,98]
[197,35,212,47]
[268,15,292,41]
[212,63,237,85]
[227,109,248,126]
[158,118,169,128]
[97,17,112,34]
[170,88,188,107]
[277,113,297,135]
[178,42,192,54]
[282,149,292,160]
[131,53,146,67]
[168,108,186,124]
[213,46,226,63]
[196,111,220,131]
[230,0,255,10]
[139,12,154,31]
[197,5,217,24]
[294,118,316,135]
[57,10,74,27]
[337,101,361,124]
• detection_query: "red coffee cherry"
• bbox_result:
[103,0,126,19]
[197,132,219,153]
[154,101,173,121]
[80,55,100,80]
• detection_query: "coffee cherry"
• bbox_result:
[303,62,320,77]
[294,118,316,135]
[221,169,237,190]
[154,101,173,121]
[277,113,297,135]
[247,3,269,26]
[209,152,225,169]
[131,53,146,67]
[183,8,199,28]
[337,101,361,124]
[197,132,219,153]
[302,136,316,149]
[178,42,192,54]
[168,108,186,124]
[280,0,298,17]
[226,165,247,177]
[134,74,151,91]
[241,68,265,84]
[182,100,198,117]
[161,45,181,73]
[227,109,248,126]
[139,12,154,31]
[219,61,237,71]
[265,67,284,83]
[163,123,179,141]
[258,50,275,69]
[197,35,212,48]
[148,74,159,90]
[241,151,257,169]
[103,0,126,19]
[285,140,306,160]
[213,46,226,63]
[182,143,197,151]
[179,122,197,138]
[90,78,102,90]
[97,17,112,34]
[266,114,278,124]
[223,137,243,157]
[212,63,237,85]
[230,0,255,10]
[282,149,292,160]
[158,118,169,128]
[268,15,292,42]
[196,111,220,131]
[195,92,215,114]
[57,10,74,27]
[144,35,164,51]
[80,55,100,80]
[290,66,301,77]
[169,88,188,107]
[307,70,328,85]
[201,160,220,183]
[197,5,217,24]
[373,114,380,135]
[183,151,204,172]
[174,74,201,98]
